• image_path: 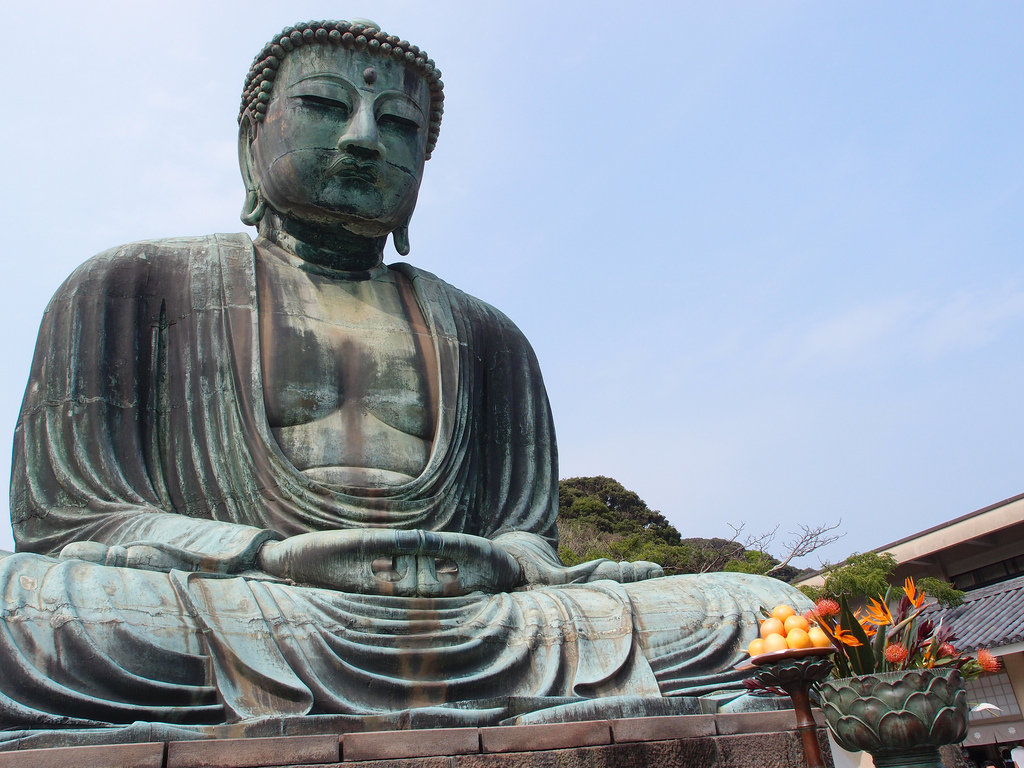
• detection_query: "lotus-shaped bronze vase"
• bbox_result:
[819,668,968,768]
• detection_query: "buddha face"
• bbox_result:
[244,44,431,237]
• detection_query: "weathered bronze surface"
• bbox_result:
[2,19,810,736]
[820,669,968,768]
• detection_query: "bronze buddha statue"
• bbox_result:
[2,20,809,741]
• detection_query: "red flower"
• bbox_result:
[884,643,909,664]
[977,649,1001,673]
[815,598,840,618]
[938,643,956,658]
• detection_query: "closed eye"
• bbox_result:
[378,114,420,132]
[297,94,351,115]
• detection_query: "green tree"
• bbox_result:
[721,549,800,582]
[559,476,681,544]
[556,477,818,581]
[800,551,964,607]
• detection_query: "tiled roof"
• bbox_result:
[921,573,1024,652]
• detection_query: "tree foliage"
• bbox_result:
[800,551,964,608]
[723,549,802,583]
[807,552,898,602]
[916,577,965,609]
[556,476,812,581]
[558,476,681,544]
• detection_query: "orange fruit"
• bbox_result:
[763,633,789,653]
[808,627,831,648]
[784,614,810,634]
[760,618,786,638]
[785,628,812,649]
[771,604,797,622]
[748,638,766,656]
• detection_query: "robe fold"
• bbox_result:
[3,234,809,730]
[13,233,558,557]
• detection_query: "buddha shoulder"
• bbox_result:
[45,233,256,307]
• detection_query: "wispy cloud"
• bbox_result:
[791,297,922,366]
[767,287,1024,374]
[919,290,1024,357]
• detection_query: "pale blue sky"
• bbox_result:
[1,2,1021,568]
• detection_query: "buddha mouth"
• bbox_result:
[326,155,380,183]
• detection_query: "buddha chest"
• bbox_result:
[255,249,436,487]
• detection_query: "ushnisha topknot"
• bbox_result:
[240,20,445,159]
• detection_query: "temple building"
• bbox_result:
[797,493,1024,764]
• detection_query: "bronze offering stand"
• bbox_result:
[741,647,836,768]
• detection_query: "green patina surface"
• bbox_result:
[1,19,810,737]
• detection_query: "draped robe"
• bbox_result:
[3,234,809,731]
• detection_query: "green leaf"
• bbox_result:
[840,595,876,675]
[832,644,852,678]
[872,613,887,667]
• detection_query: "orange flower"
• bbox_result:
[833,627,863,647]
[904,577,925,609]
[884,643,909,664]
[859,597,893,628]
[977,649,1001,673]
[814,598,840,618]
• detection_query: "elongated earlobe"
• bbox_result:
[240,189,266,226]
[393,219,411,256]
[238,119,266,227]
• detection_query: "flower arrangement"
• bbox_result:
[806,577,1001,680]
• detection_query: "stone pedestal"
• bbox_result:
[0,710,835,768]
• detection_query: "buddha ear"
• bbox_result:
[392,213,412,257]
[238,117,266,227]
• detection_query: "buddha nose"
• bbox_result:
[338,106,385,161]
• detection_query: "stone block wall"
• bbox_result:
[0,710,836,768]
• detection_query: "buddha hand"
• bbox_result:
[59,541,219,572]
[581,559,665,582]
[492,532,665,586]
[525,557,665,586]
[256,529,524,597]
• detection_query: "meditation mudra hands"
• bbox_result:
[60,529,663,597]
[257,530,522,596]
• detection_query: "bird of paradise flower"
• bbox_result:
[803,576,999,679]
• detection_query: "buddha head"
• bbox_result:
[237,21,444,255]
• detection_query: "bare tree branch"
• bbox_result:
[743,524,780,553]
[695,522,749,572]
[765,518,844,575]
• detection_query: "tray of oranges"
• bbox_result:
[738,603,834,669]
